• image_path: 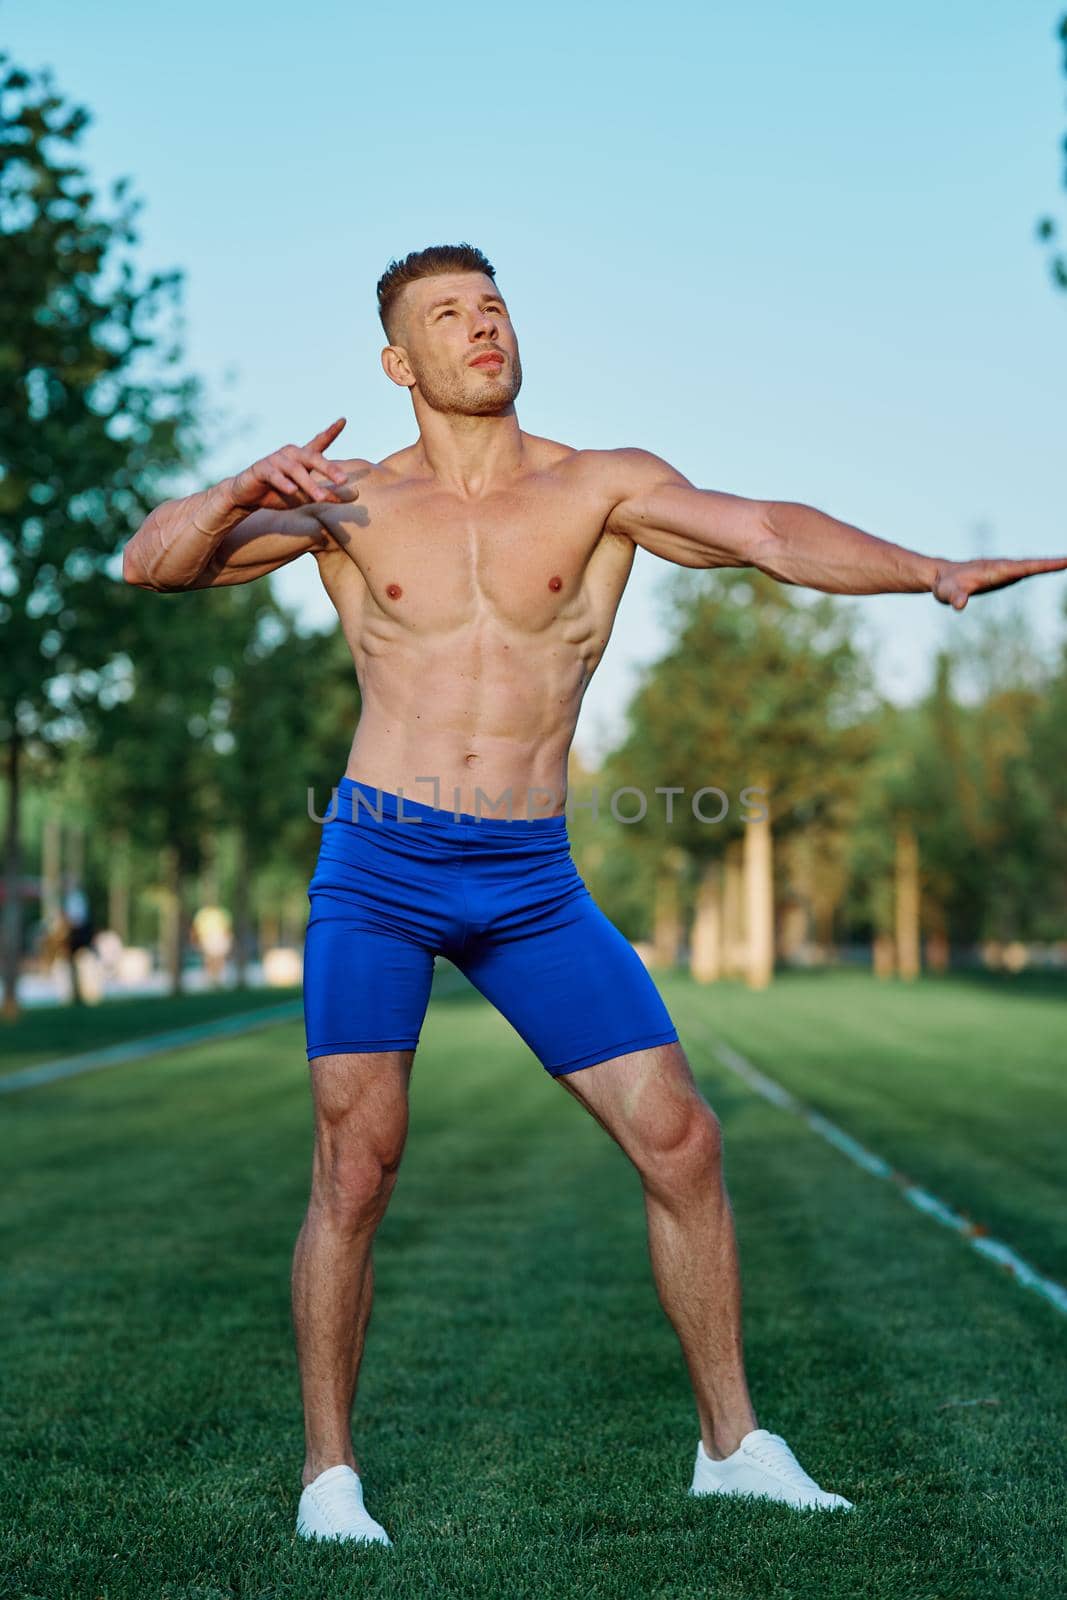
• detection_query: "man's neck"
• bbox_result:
[411,403,525,498]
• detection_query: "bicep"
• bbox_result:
[603,450,771,570]
[187,505,328,589]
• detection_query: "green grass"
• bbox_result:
[661,968,1067,1282]
[0,987,303,1076]
[1,972,1064,1599]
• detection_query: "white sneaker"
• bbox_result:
[296,1464,393,1545]
[689,1428,853,1510]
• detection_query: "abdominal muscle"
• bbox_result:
[341,614,594,821]
[314,451,635,820]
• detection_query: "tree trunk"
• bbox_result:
[42,811,62,927]
[233,824,252,989]
[925,901,950,974]
[813,899,838,960]
[259,911,281,954]
[722,840,745,977]
[107,831,130,942]
[743,798,774,991]
[690,860,723,983]
[894,825,921,981]
[872,932,896,978]
[651,849,685,970]
[2,731,22,1020]
[161,844,186,997]
[778,897,809,965]
[67,821,85,887]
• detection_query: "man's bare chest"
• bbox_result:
[315,478,631,631]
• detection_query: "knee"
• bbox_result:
[312,1121,405,1232]
[637,1099,723,1198]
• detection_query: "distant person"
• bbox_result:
[122,243,1067,1544]
[61,878,95,1006]
[191,904,233,988]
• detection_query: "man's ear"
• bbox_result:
[381,345,415,389]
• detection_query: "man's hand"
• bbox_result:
[229,417,352,510]
[124,417,358,592]
[932,555,1067,611]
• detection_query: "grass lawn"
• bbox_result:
[1,971,1064,1599]
[0,987,303,1077]
[661,968,1067,1283]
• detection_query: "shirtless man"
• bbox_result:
[122,242,1066,1546]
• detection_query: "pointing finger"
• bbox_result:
[305,417,346,452]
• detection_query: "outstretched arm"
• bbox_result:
[604,449,1067,610]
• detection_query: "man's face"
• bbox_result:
[384,272,522,415]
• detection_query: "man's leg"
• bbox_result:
[291,1048,414,1486]
[554,1039,757,1460]
[453,864,754,1455]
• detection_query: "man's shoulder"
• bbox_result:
[531,443,695,545]
[561,443,693,495]
[342,436,688,503]
[340,451,407,486]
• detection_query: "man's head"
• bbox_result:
[377,243,522,416]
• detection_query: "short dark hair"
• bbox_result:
[377,243,496,341]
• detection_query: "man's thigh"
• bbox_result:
[456,887,681,1078]
[303,913,435,1063]
[552,1039,710,1170]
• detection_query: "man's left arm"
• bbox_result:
[603,449,1067,611]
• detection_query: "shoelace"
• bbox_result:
[740,1433,820,1490]
[311,1476,363,1535]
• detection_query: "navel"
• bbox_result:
[548,574,563,592]
[386,582,403,600]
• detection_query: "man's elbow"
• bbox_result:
[749,500,788,569]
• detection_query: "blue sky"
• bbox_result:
[8,0,1067,758]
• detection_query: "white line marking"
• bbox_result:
[0,1001,304,1094]
[705,1034,1067,1320]
[0,966,469,1095]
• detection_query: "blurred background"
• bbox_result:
[2,1,1066,1010]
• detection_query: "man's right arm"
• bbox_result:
[122,418,353,592]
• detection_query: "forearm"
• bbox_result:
[123,477,248,591]
[758,500,944,596]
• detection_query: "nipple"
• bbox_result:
[548,574,563,592]
[386,582,403,600]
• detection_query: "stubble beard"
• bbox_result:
[417,353,523,417]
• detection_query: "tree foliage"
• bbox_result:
[1036,13,1067,291]
[0,54,204,743]
[604,570,877,856]
[580,570,877,936]
[0,53,206,1011]
[843,610,1064,946]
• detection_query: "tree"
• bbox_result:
[1030,599,1067,923]
[216,602,362,983]
[1036,13,1067,290]
[80,584,361,995]
[596,569,877,979]
[88,591,250,994]
[0,55,205,1015]
[842,611,1062,964]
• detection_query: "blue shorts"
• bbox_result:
[302,778,680,1076]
